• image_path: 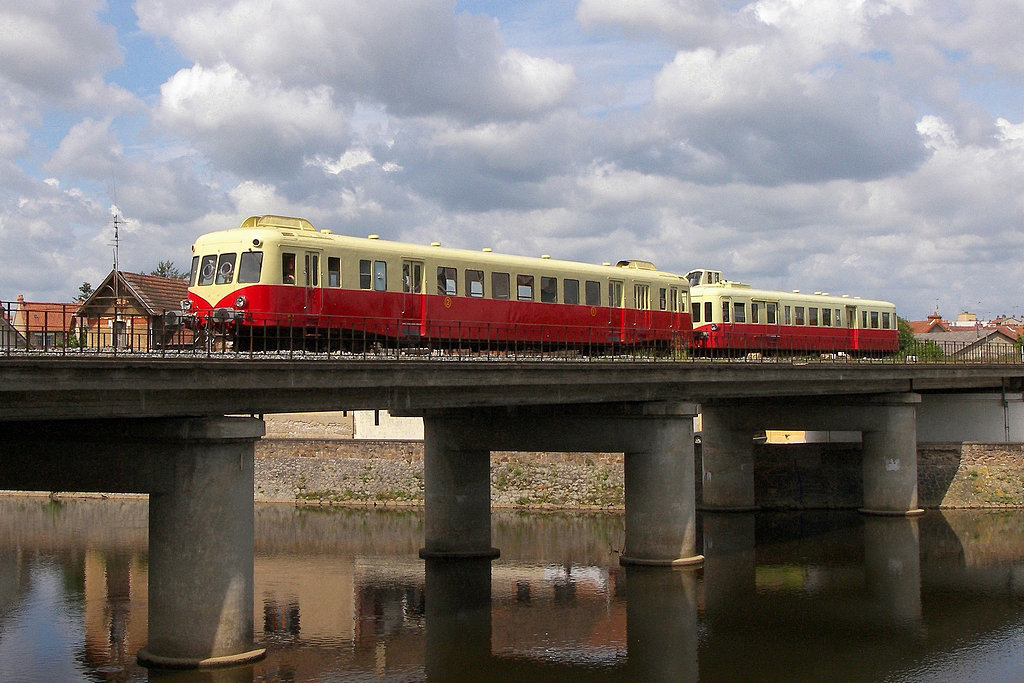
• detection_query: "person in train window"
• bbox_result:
[282,253,296,284]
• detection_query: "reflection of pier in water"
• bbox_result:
[0,501,1022,679]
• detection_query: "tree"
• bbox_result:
[75,282,93,302]
[151,260,187,280]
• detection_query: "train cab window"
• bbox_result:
[871,311,880,329]
[239,252,263,284]
[437,267,457,296]
[327,257,341,287]
[564,279,580,305]
[822,308,832,326]
[795,306,805,325]
[733,302,745,323]
[609,281,624,308]
[282,253,297,285]
[215,253,237,285]
[691,302,701,323]
[767,303,778,325]
[189,255,200,286]
[466,270,484,297]
[882,312,891,329]
[517,274,534,301]
[704,301,712,322]
[492,272,511,300]
[585,280,601,306]
[198,255,217,286]
[809,308,818,326]
[751,303,760,324]
[722,301,730,323]
[541,277,557,303]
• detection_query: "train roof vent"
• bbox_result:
[241,215,316,232]
[615,260,657,270]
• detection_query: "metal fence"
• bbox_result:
[2,302,1022,364]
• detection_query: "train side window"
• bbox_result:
[541,277,557,303]
[403,261,423,293]
[751,302,760,324]
[659,288,667,311]
[784,305,791,325]
[835,309,842,327]
[517,274,534,301]
[722,301,730,323]
[669,288,678,312]
[795,306,805,325]
[564,279,579,305]
[822,308,832,326]
[282,253,296,285]
[585,280,601,306]
[198,255,217,286]
[359,259,371,289]
[733,302,745,323]
[862,310,868,328]
[871,311,880,328]
[609,281,623,308]
[809,308,818,326]
[767,303,777,324]
[882,312,891,329]
[437,267,457,296]
[634,284,650,310]
[493,272,510,300]
[239,252,263,284]
[189,255,200,286]
[373,260,386,291]
[304,253,319,287]
[327,257,341,287]
[466,270,484,297]
[691,302,701,323]
[704,301,712,322]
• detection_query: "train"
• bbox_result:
[685,269,899,354]
[184,215,692,352]
[183,215,899,355]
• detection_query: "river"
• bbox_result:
[0,498,1021,681]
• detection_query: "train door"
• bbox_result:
[402,259,425,338]
[302,250,322,317]
[634,283,652,339]
[761,300,781,349]
[609,280,625,342]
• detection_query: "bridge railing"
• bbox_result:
[2,302,1022,364]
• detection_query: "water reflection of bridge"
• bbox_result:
[1,500,1022,679]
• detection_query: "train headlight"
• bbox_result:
[235,295,248,309]
[180,299,192,311]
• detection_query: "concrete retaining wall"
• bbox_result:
[255,438,1024,509]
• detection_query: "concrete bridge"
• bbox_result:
[1,356,1023,668]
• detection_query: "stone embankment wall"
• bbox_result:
[255,436,1024,509]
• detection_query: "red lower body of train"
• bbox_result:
[692,322,899,355]
[188,285,691,351]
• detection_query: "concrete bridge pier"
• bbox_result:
[699,404,758,512]
[411,402,702,567]
[0,416,266,669]
[859,396,925,517]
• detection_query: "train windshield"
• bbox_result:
[238,252,263,283]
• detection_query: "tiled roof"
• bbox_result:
[14,300,80,332]
[119,272,189,314]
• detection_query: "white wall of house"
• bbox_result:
[353,410,424,440]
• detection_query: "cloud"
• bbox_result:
[137,0,576,122]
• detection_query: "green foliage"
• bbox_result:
[897,316,945,360]
[75,281,93,302]
[151,260,187,280]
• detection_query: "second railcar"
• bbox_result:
[185,215,693,351]
[685,269,899,354]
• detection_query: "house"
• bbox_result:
[906,311,951,334]
[76,271,190,349]
[9,295,81,348]
[913,327,1020,361]
[0,306,27,349]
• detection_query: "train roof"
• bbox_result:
[688,273,895,309]
[194,215,688,284]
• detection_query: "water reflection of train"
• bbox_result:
[183,215,899,355]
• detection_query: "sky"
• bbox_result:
[1,0,1022,320]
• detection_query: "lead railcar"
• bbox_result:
[185,215,693,352]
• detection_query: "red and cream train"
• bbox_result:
[184,215,899,354]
